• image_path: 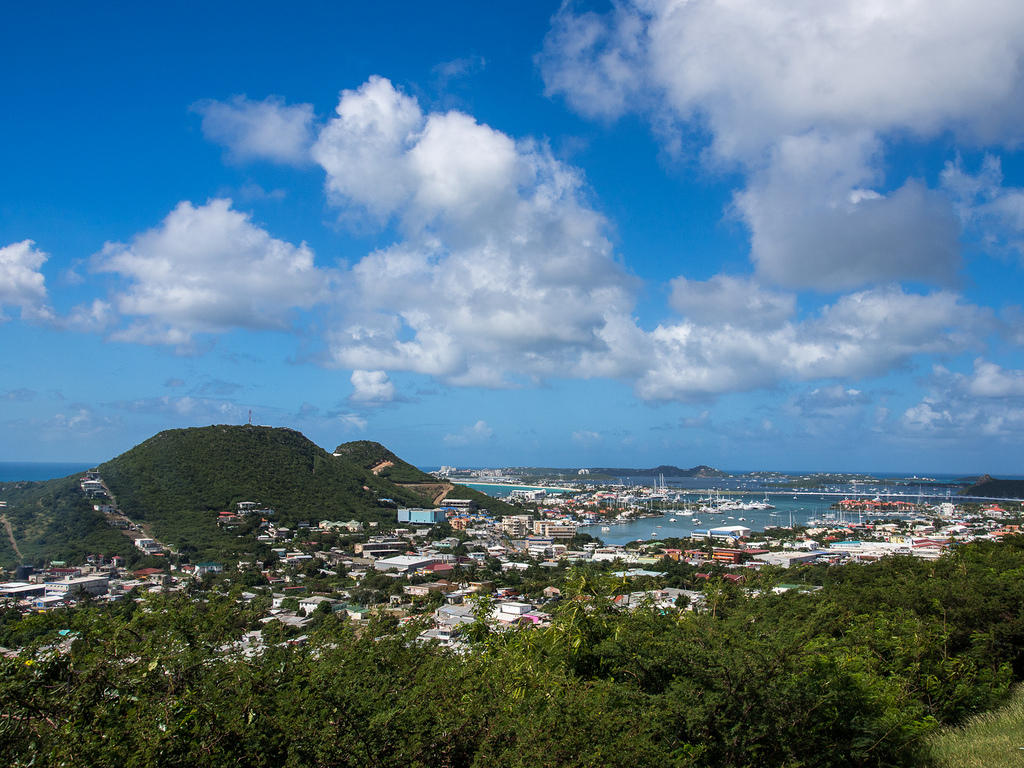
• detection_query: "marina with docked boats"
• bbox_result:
[456,469,1022,547]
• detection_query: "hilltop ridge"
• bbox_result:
[0,425,513,567]
[332,439,435,483]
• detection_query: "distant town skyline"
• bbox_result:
[2,2,1024,474]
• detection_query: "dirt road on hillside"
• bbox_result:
[1,513,24,561]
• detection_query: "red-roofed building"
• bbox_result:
[420,562,455,576]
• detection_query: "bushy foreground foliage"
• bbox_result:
[4,539,1024,767]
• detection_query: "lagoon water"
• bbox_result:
[465,482,887,545]
[575,496,840,546]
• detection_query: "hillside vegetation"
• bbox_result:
[0,426,513,567]
[332,439,435,483]
[99,426,444,559]
[333,439,518,514]
[0,477,132,567]
[961,475,1024,499]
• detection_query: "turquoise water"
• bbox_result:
[577,496,835,546]
[0,462,94,482]
[464,483,847,543]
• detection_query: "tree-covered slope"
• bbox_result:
[7,539,1024,766]
[98,426,444,556]
[0,476,134,569]
[333,439,520,515]
[332,439,436,483]
[961,475,1024,499]
[0,426,519,568]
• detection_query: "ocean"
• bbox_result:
[0,462,95,482]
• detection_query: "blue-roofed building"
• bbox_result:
[397,508,447,525]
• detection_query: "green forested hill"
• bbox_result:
[333,439,519,515]
[0,425,513,568]
[332,439,435,483]
[98,426,443,559]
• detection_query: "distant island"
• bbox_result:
[588,464,729,479]
[484,464,730,482]
[961,475,1024,499]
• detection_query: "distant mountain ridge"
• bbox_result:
[589,464,728,478]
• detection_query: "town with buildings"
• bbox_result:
[2,465,1022,658]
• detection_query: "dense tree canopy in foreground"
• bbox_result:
[4,538,1024,767]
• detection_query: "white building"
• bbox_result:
[501,515,533,537]
[44,575,109,597]
[533,520,577,539]
[373,555,437,573]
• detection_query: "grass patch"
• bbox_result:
[928,685,1024,768]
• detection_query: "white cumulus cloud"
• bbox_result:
[443,419,493,446]
[193,95,315,165]
[541,1,1024,290]
[349,370,397,403]
[595,286,988,401]
[338,413,368,431]
[543,0,1024,157]
[316,76,635,388]
[0,240,54,322]
[735,132,961,290]
[903,360,1024,438]
[95,199,332,344]
[669,274,794,329]
[943,154,1024,261]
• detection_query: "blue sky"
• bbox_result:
[3,1,1024,474]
